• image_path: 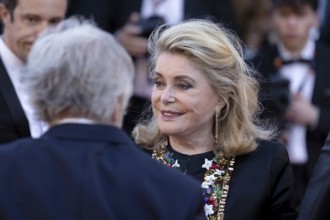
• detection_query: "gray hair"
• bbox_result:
[133,19,275,156]
[23,17,134,124]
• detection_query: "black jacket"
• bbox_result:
[0,123,205,220]
[298,132,330,220]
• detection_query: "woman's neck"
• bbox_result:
[168,135,214,155]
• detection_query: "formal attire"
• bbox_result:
[0,123,206,220]
[297,132,330,220]
[67,0,238,135]
[0,39,30,143]
[152,140,297,220]
[249,41,330,202]
[0,37,47,144]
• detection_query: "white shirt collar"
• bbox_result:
[54,118,97,125]
[278,38,315,61]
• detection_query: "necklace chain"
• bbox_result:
[152,143,235,220]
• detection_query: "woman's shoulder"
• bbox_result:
[255,139,287,155]
[236,139,289,165]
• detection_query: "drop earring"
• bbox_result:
[214,111,219,144]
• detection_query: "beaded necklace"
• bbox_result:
[152,143,235,220]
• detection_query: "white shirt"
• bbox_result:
[278,39,316,164]
[0,37,48,138]
[141,0,184,25]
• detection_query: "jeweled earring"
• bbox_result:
[214,111,219,144]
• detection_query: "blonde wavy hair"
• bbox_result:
[133,19,274,157]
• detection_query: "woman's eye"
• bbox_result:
[177,83,192,90]
[154,80,164,88]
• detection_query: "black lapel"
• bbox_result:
[0,57,30,137]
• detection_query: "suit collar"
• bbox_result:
[43,123,133,144]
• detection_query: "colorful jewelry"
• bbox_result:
[152,143,235,220]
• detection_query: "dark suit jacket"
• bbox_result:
[67,0,238,34]
[249,43,330,176]
[0,57,30,144]
[0,123,205,220]
[297,133,330,220]
[224,140,297,220]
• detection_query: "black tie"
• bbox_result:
[281,58,313,66]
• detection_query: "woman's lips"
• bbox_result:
[160,110,183,120]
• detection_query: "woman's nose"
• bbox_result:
[161,87,175,103]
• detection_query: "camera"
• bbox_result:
[138,15,166,38]
[259,78,291,128]
[260,78,291,113]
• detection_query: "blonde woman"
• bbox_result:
[133,19,297,220]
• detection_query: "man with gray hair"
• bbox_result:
[0,18,206,220]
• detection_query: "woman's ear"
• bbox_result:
[215,100,225,114]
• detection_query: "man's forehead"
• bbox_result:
[276,4,314,15]
[15,0,67,15]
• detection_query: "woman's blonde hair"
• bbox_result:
[133,19,274,156]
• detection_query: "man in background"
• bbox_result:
[250,0,330,204]
[0,0,67,144]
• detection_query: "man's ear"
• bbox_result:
[111,94,125,128]
[0,3,11,25]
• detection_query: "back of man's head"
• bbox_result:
[23,17,134,127]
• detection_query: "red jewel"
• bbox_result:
[208,197,216,205]
[211,163,221,169]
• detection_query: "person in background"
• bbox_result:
[67,0,239,136]
[317,0,330,46]
[233,0,272,59]
[0,17,206,220]
[0,0,68,144]
[250,0,330,204]
[297,131,330,220]
[133,19,297,220]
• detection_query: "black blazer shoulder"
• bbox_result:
[225,140,297,220]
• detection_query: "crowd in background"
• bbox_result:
[0,0,330,219]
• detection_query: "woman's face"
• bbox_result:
[152,52,219,139]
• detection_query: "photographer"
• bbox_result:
[250,0,330,205]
